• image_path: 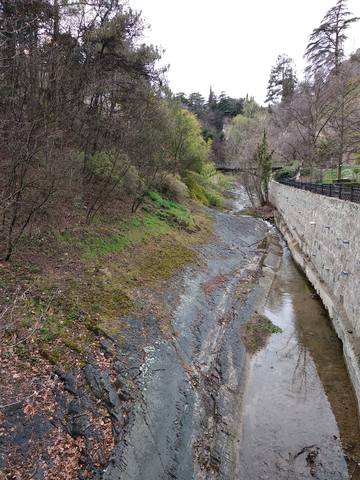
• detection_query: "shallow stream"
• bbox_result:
[238,245,360,479]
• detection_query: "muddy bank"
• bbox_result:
[238,246,360,480]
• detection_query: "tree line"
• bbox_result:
[175,89,260,164]
[225,0,360,205]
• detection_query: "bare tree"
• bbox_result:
[326,59,360,180]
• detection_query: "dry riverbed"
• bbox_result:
[0,189,272,479]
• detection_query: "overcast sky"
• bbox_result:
[130,0,360,103]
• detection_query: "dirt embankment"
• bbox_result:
[0,192,272,479]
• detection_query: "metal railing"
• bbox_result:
[279,178,360,203]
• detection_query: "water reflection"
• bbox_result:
[238,246,360,479]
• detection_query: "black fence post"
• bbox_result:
[339,184,342,199]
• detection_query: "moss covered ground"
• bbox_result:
[1,193,213,369]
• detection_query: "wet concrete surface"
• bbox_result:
[238,246,360,480]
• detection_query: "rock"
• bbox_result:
[84,365,122,422]
[55,370,78,395]
[84,365,103,398]
[100,338,115,357]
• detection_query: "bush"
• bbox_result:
[274,161,299,180]
[158,174,189,203]
[184,175,210,206]
[207,191,224,207]
[123,165,142,195]
[299,167,311,177]
[323,165,358,183]
[184,163,230,207]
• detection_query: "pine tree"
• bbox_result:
[305,0,359,77]
[265,54,297,104]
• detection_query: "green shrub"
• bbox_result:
[183,162,231,207]
[184,175,210,206]
[323,165,358,183]
[89,149,129,181]
[300,167,311,177]
[123,165,141,195]
[274,161,299,180]
[207,191,224,207]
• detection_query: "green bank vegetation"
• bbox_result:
[241,314,283,355]
[0,1,237,375]
[8,191,213,368]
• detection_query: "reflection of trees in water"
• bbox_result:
[291,343,311,400]
[277,330,318,401]
[252,252,360,477]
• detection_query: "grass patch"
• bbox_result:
[323,165,360,184]
[27,236,196,363]
[241,314,282,355]
[135,242,194,282]
[59,192,195,259]
[147,191,194,228]
[9,193,213,369]
[80,213,171,258]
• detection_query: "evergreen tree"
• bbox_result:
[254,131,272,204]
[305,0,359,76]
[187,92,206,115]
[243,95,261,118]
[208,86,217,110]
[175,92,189,105]
[266,54,297,104]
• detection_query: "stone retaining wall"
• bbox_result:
[269,180,360,408]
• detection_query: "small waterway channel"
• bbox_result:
[237,245,360,479]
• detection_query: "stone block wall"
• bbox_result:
[269,180,360,405]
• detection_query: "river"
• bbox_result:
[237,243,360,479]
